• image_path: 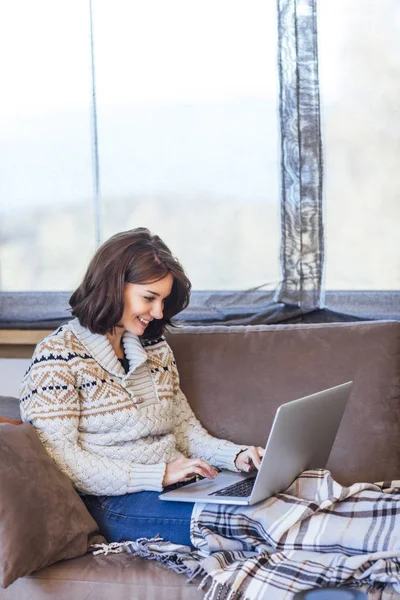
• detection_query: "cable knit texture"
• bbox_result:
[19,319,245,496]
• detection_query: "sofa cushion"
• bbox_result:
[0,423,104,588]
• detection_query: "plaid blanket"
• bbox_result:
[92,470,400,599]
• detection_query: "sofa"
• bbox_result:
[0,320,399,599]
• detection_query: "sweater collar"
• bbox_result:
[69,318,148,376]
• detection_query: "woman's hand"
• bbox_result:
[163,457,219,487]
[235,447,264,472]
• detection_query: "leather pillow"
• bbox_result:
[0,423,104,588]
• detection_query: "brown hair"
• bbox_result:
[69,228,191,339]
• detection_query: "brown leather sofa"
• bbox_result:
[1,320,399,599]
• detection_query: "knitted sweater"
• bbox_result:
[20,319,245,496]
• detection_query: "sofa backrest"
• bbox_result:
[2,321,399,486]
[167,320,400,486]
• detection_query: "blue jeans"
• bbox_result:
[82,485,194,547]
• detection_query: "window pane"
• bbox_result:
[94,0,280,290]
[319,0,400,290]
[0,1,95,291]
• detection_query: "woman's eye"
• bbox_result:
[144,296,155,302]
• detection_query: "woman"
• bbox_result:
[20,228,263,547]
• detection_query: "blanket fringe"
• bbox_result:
[90,536,206,582]
[91,535,166,557]
[91,540,134,556]
[199,573,212,590]
[186,562,207,583]
[204,579,244,600]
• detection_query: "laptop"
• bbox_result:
[160,381,352,506]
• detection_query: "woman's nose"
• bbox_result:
[150,302,163,319]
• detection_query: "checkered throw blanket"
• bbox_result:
[92,470,400,599]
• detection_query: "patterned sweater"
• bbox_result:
[20,319,245,496]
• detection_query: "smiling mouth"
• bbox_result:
[137,316,150,326]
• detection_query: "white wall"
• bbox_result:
[0,359,31,397]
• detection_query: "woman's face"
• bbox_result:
[119,273,174,336]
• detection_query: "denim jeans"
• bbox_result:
[82,484,194,547]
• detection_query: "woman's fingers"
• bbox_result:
[198,459,218,477]
[178,458,218,481]
[188,468,209,480]
[188,459,218,479]
[163,456,220,487]
[242,446,265,471]
[250,446,264,469]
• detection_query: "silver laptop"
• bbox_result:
[160,382,352,506]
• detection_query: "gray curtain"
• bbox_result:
[275,0,324,311]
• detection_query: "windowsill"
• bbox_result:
[0,330,53,359]
[0,330,53,345]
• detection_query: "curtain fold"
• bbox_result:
[275,0,324,310]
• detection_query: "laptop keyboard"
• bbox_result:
[210,477,256,497]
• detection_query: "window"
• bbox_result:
[0,2,95,291]
[0,0,280,292]
[1,0,399,327]
[318,0,400,290]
